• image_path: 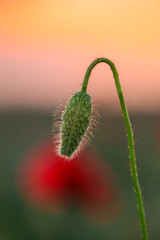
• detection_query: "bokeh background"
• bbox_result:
[1,0,160,239]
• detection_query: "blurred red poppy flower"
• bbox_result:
[18,140,120,221]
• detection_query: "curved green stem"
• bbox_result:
[81,58,148,240]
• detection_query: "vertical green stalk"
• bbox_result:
[81,58,148,240]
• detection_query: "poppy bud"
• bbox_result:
[60,91,92,158]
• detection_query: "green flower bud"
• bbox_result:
[59,91,92,158]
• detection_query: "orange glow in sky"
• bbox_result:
[0,0,160,111]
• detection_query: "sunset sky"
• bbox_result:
[0,0,160,111]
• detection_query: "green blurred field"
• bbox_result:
[0,110,160,240]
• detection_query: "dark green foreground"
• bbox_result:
[0,110,159,240]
